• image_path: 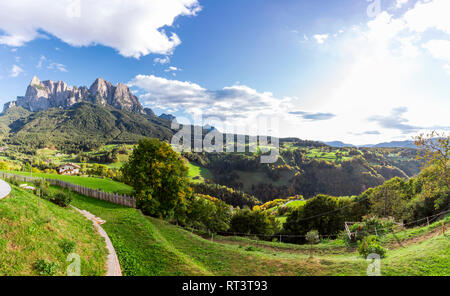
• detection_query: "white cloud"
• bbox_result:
[313,34,329,44]
[129,75,294,133]
[47,62,68,72]
[154,56,170,64]
[293,1,450,144]
[444,64,450,75]
[165,66,180,72]
[36,55,46,68]
[422,39,450,61]
[403,0,450,34]
[0,0,201,58]
[396,0,409,8]
[10,65,24,77]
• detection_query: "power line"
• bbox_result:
[185,209,450,239]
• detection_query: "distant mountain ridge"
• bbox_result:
[3,76,144,114]
[324,140,417,149]
[361,140,417,149]
[323,141,355,148]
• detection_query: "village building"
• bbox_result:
[57,163,81,175]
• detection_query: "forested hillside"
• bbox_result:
[183,142,423,202]
[0,103,174,152]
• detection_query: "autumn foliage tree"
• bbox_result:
[415,131,450,209]
[121,138,192,220]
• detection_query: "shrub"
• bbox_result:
[6,178,19,186]
[39,187,52,201]
[59,239,76,254]
[358,235,386,258]
[34,259,59,276]
[51,192,72,207]
[349,215,395,242]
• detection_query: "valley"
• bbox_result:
[0,77,447,278]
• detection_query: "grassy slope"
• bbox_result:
[187,162,212,183]
[69,191,449,276]
[0,186,108,276]
[1,170,133,195]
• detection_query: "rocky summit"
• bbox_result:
[3,76,144,114]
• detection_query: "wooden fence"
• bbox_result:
[0,172,136,208]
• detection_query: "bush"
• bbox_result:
[6,178,19,186]
[34,259,59,276]
[348,215,395,242]
[358,235,386,258]
[59,239,76,254]
[51,192,72,207]
[39,187,52,201]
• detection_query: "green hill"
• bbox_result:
[68,190,449,276]
[1,103,174,151]
[0,186,108,275]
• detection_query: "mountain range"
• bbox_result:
[1,76,420,151]
[324,140,417,149]
[3,76,144,114]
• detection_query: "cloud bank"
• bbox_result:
[129,75,293,123]
[0,0,201,58]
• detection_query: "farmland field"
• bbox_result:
[0,170,133,195]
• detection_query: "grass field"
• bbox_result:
[305,148,352,162]
[1,170,133,195]
[0,186,108,276]
[67,189,450,276]
[187,162,212,183]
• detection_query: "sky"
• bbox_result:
[0,0,449,145]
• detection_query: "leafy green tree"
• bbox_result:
[368,177,410,220]
[186,194,231,233]
[306,230,320,258]
[121,138,192,220]
[284,194,344,238]
[415,131,449,209]
[229,208,280,237]
[0,161,8,170]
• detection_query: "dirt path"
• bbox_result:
[72,207,122,276]
[387,222,449,249]
[215,221,449,255]
[213,237,353,255]
[0,179,11,200]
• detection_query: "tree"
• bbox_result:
[229,208,280,238]
[284,194,344,239]
[121,138,192,220]
[0,161,8,170]
[186,194,231,233]
[305,230,320,258]
[368,177,410,220]
[415,131,450,209]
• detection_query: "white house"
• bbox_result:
[57,163,81,175]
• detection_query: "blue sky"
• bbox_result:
[0,0,449,145]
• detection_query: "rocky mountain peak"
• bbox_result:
[30,75,41,86]
[3,76,145,114]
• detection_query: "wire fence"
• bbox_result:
[186,209,450,243]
